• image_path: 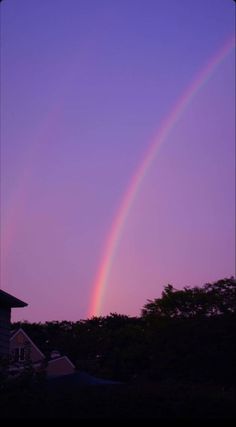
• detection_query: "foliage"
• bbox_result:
[11,277,236,385]
[141,277,236,318]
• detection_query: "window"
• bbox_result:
[14,347,25,362]
[19,347,25,361]
[14,348,19,362]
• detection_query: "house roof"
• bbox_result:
[10,328,46,359]
[48,355,75,369]
[0,289,28,308]
[11,328,75,367]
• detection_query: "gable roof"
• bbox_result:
[10,328,75,368]
[48,355,75,369]
[10,328,45,359]
[0,289,27,308]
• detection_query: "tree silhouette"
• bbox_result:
[141,277,236,318]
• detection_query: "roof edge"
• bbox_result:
[0,289,28,307]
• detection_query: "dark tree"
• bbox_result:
[141,277,236,318]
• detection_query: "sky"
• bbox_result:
[0,0,235,322]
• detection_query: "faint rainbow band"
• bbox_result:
[88,34,235,318]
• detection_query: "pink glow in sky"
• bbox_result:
[0,0,235,322]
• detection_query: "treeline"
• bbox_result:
[13,277,236,385]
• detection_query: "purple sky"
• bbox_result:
[0,0,235,322]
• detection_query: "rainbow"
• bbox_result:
[1,104,61,279]
[88,35,235,317]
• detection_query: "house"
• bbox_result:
[0,289,27,358]
[10,328,46,368]
[10,328,75,377]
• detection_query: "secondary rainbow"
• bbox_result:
[88,35,235,317]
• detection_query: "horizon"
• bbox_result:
[10,275,236,324]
